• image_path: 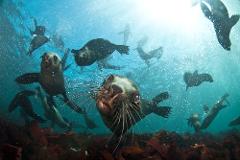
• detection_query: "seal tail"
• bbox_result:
[115,45,129,55]
[152,106,171,118]
[229,116,240,126]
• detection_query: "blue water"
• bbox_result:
[1,0,240,135]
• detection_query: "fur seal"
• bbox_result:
[71,38,129,69]
[28,35,49,56]
[96,75,171,137]
[188,93,229,132]
[16,49,84,114]
[201,93,229,129]
[8,90,46,123]
[201,0,239,50]
[184,70,213,90]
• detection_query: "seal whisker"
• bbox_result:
[113,106,126,153]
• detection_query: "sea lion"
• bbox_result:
[118,24,131,45]
[16,49,84,114]
[8,90,46,123]
[136,38,163,66]
[184,70,213,90]
[187,113,201,132]
[229,116,240,126]
[27,35,49,56]
[96,75,171,137]
[71,38,129,69]
[201,0,239,50]
[200,93,229,129]
[29,18,46,36]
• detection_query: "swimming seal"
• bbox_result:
[96,75,171,137]
[71,38,129,69]
[16,49,84,114]
[184,70,213,90]
[201,93,229,129]
[201,0,239,50]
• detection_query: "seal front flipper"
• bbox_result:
[152,92,170,105]
[201,2,213,21]
[152,106,172,118]
[16,73,40,84]
[229,116,240,126]
[229,15,240,29]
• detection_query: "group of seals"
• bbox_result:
[188,93,229,132]
[95,75,171,136]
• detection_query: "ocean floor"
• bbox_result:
[0,118,239,160]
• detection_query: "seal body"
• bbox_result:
[184,70,213,90]
[96,75,171,136]
[15,51,84,114]
[71,38,129,66]
[201,0,239,50]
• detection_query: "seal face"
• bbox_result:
[40,52,65,95]
[96,75,141,135]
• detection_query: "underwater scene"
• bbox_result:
[1,0,240,159]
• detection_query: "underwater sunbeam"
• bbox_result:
[135,0,202,31]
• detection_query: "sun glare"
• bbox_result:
[135,0,202,31]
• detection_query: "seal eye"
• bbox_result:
[53,55,58,62]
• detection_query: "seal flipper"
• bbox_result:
[229,116,240,126]
[16,73,40,84]
[8,95,19,112]
[97,60,121,70]
[152,106,171,118]
[201,2,213,21]
[152,92,170,105]
[62,93,85,114]
[114,44,129,55]
[198,73,213,83]
[228,15,240,29]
